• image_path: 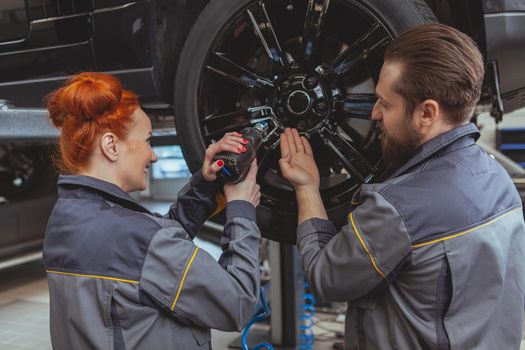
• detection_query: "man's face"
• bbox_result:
[371,61,422,170]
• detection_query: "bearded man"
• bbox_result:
[279,23,525,350]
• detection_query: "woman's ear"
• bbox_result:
[100,132,119,162]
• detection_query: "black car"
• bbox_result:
[0,0,524,260]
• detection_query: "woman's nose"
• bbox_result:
[151,151,158,163]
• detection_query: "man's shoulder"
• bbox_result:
[360,145,520,243]
[376,142,515,201]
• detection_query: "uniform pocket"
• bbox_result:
[191,327,211,347]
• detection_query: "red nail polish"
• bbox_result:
[217,160,224,167]
[242,146,247,152]
[243,138,249,144]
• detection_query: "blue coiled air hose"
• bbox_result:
[242,281,316,350]
[299,281,316,350]
[241,286,274,350]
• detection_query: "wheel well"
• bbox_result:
[150,0,210,103]
[423,0,486,55]
[423,0,494,108]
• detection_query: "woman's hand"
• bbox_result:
[278,128,320,190]
[224,160,260,207]
[202,132,248,181]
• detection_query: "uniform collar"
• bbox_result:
[57,175,152,214]
[390,123,480,178]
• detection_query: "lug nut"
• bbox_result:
[275,106,285,116]
[281,80,291,92]
[315,65,326,75]
[304,76,318,89]
[315,100,328,113]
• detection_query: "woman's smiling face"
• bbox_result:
[116,108,158,192]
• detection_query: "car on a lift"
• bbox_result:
[0,0,524,264]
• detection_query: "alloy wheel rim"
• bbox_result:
[197,0,394,212]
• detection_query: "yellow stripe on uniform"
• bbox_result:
[46,270,139,284]
[171,246,200,310]
[412,207,522,248]
[349,212,385,278]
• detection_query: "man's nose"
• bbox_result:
[371,101,382,121]
[151,151,158,163]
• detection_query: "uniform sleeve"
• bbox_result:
[164,170,221,238]
[140,200,261,331]
[296,189,412,302]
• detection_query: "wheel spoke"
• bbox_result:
[204,120,250,138]
[246,1,287,69]
[206,52,274,91]
[257,143,281,184]
[337,122,365,144]
[302,0,331,66]
[203,105,270,123]
[333,93,376,120]
[329,23,390,78]
[320,128,376,181]
[204,109,249,123]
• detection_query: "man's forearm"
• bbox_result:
[296,186,328,224]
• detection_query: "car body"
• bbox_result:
[0,0,524,261]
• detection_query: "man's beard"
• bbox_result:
[380,119,421,174]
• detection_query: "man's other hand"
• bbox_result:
[279,128,320,190]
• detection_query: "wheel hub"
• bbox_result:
[287,90,310,115]
[274,74,330,131]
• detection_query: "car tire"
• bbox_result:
[174,0,436,244]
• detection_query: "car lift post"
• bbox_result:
[268,240,304,348]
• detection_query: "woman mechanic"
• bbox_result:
[43,72,261,349]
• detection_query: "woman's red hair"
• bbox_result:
[47,72,139,173]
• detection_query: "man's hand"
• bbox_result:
[279,128,327,224]
[224,160,261,207]
[202,132,248,181]
[278,128,320,190]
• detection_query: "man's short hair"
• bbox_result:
[384,23,484,125]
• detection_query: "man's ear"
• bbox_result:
[414,99,439,129]
[100,132,119,162]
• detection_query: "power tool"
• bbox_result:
[212,121,270,184]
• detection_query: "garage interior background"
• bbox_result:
[1,0,525,349]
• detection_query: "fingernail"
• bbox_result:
[243,139,249,144]
[217,160,224,167]
[237,149,242,153]
[242,146,247,152]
